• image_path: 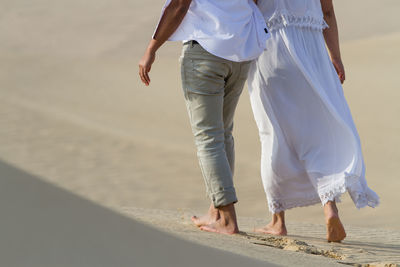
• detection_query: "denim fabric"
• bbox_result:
[180,42,251,207]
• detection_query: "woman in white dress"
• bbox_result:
[249,0,379,242]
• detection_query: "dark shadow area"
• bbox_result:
[0,160,274,267]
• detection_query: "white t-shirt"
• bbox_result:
[155,0,270,62]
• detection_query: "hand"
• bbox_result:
[139,49,156,86]
[331,57,345,84]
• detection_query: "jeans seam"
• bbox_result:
[181,53,213,196]
[198,156,212,195]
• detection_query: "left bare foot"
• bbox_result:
[191,203,220,227]
[200,219,239,235]
[255,222,287,236]
[199,203,239,235]
[255,211,287,236]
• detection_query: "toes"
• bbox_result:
[200,225,216,233]
[254,227,287,236]
[191,216,203,227]
[254,228,267,234]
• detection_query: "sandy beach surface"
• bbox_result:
[0,0,399,266]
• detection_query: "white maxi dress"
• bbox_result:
[248,0,380,213]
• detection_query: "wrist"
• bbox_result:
[330,54,342,62]
[146,39,160,54]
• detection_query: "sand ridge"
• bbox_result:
[123,207,400,267]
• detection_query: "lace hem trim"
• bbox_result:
[268,197,321,214]
[268,173,380,213]
[319,174,380,209]
[266,12,329,32]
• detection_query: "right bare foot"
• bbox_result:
[191,203,220,227]
[324,201,346,242]
[326,215,346,242]
[255,222,287,236]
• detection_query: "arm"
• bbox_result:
[321,0,345,84]
[139,0,192,86]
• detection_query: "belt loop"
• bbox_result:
[190,40,194,48]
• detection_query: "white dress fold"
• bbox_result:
[248,0,379,213]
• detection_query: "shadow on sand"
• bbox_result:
[0,160,274,267]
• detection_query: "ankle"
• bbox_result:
[208,208,219,216]
[207,204,219,217]
[217,204,238,227]
[272,211,285,225]
[324,202,340,220]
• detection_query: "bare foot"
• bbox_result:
[255,222,287,236]
[191,203,220,227]
[254,211,287,236]
[200,219,239,235]
[199,203,239,235]
[326,215,346,242]
[324,201,346,242]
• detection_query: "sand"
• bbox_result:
[0,161,275,267]
[125,207,400,266]
[0,0,399,266]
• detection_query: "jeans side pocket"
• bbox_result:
[181,55,229,96]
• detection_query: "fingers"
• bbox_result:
[139,65,150,86]
[334,63,345,84]
[138,66,146,85]
[339,71,345,84]
[338,74,344,84]
[143,66,151,85]
[138,50,156,86]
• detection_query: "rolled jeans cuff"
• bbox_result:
[211,188,238,208]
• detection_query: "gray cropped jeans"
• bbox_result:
[180,41,251,207]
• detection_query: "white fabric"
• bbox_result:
[155,0,270,62]
[248,0,379,213]
[257,0,328,31]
